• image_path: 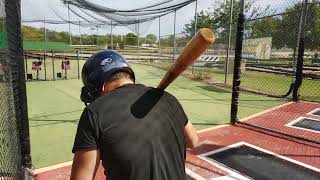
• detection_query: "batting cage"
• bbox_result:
[231,0,320,145]
[2,0,318,179]
[0,0,33,179]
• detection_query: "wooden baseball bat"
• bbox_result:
[157,28,215,90]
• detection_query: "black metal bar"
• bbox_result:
[5,0,33,178]
[293,0,308,101]
[230,0,245,125]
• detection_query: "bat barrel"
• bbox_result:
[157,28,215,90]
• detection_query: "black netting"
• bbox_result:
[299,2,320,102]
[0,0,32,179]
[21,0,196,35]
[234,0,320,145]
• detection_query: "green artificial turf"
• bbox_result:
[27,63,286,168]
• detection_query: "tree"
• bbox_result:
[124,32,138,46]
[251,2,320,50]
[145,34,157,44]
[183,0,272,46]
[160,35,174,47]
[22,26,43,41]
[249,17,282,49]
[302,2,320,51]
[183,10,212,38]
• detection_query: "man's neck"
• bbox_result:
[102,79,134,95]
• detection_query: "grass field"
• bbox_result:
[140,61,320,102]
[27,63,287,168]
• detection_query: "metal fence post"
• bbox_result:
[43,52,47,80]
[52,50,55,81]
[192,0,198,74]
[292,0,308,101]
[77,50,80,79]
[230,0,245,125]
[158,17,161,61]
[225,0,234,83]
[43,20,47,80]
[293,0,308,101]
[111,20,113,49]
[96,26,99,46]
[44,19,47,42]
[68,2,72,45]
[79,21,82,59]
[137,21,140,62]
[173,10,176,61]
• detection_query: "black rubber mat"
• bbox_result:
[206,145,320,180]
[292,118,320,132]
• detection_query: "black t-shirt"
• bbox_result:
[73,84,188,180]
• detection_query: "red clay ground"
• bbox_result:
[33,102,320,180]
[241,101,320,143]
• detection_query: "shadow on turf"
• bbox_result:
[29,119,79,127]
[197,86,231,94]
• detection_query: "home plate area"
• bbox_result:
[34,102,320,180]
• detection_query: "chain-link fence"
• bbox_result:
[0,0,33,179]
[299,1,320,102]
[232,0,320,145]
[21,20,178,81]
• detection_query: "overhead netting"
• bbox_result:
[22,0,196,34]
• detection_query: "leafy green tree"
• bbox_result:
[249,17,282,49]
[302,2,320,51]
[183,0,272,46]
[145,33,157,44]
[250,2,320,50]
[22,26,43,41]
[160,35,174,47]
[124,32,138,46]
[183,10,212,38]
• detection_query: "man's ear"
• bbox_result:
[101,82,108,96]
[101,82,105,95]
[81,86,100,103]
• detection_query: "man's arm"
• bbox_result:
[184,121,199,149]
[70,149,101,180]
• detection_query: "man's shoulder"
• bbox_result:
[86,84,180,110]
[85,84,147,108]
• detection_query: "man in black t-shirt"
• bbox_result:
[71,50,199,180]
